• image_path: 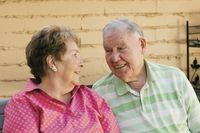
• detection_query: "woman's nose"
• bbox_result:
[79,58,84,67]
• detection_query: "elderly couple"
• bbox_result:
[3,18,200,133]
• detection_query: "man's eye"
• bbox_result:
[118,47,126,51]
[105,49,111,53]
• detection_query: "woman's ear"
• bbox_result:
[46,55,58,72]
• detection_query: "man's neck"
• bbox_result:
[127,77,146,92]
[127,63,147,92]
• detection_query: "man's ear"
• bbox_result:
[140,37,146,54]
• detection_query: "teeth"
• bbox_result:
[114,64,125,69]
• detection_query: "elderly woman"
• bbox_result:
[3,25,119,133]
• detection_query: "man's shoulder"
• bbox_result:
[146,61,187,82]
[92,73,119,103]
[93,73,114,89]
[147,61,182,73]
[92,73,115,95]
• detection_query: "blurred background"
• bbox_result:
[0,0,200,97]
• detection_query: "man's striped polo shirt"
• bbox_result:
[93,61,200,133]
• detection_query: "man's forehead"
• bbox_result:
[103,27,128,39]
[104,24,128,34]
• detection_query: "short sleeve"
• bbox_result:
[3,97,39,133]
[181,72,200,132]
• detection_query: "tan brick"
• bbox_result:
[178,43,187,54]
[24,17,82,31]
[145,54,183,68]
[184,13,200,25]
[82,16,111,30]
[157,0,200,13]
[80,46,109,84]
[0,81,25,97]
[80,31,102,45]
[80,45,105,59]
[80,73,108,85]
[0,18,25,33]
[81,59,108,76]
[146,48,200,72]
[146,43,181,55]
[143,29,156,42]
[0,33,31,47]
[0,65,31,80]
[0,1,105,16]
[178,44,187,70]
[135,14,185,27]
[188,47,200,54]
[156,58,182,69]
[49,1,105,15]
[82,15,134,30]
[0,2,28,16]
[0,49,26,64]
[105,1,156,14]
[156,28,182,41]
[176,26,186,41]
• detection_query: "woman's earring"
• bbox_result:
[51,65,58,72]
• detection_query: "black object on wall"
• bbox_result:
[186,21,200,100]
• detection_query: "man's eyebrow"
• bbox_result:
[72,49,79,52]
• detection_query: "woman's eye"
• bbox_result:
[74,52,79,58]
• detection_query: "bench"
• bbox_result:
[0,99,9,133]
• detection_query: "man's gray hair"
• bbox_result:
[103,18,144,37]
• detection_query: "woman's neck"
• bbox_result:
[39,76,74,103]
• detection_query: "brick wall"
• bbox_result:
[0,0,200,97]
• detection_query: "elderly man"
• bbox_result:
[93,18,200,133]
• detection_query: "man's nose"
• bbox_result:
[111,52,120,62]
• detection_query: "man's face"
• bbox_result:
[103,29,146,82]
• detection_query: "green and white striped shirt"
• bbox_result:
[93,61,200,133]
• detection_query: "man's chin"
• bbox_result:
[115,74,129,82]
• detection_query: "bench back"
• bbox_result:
[0,99,9,133]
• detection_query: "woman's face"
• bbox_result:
[55,39,83,86]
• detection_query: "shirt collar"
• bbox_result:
[24,78,40,92]
[24,78,80,98]
[71,85,81,98]
[144,60,157,83]
[113,75,130,96]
